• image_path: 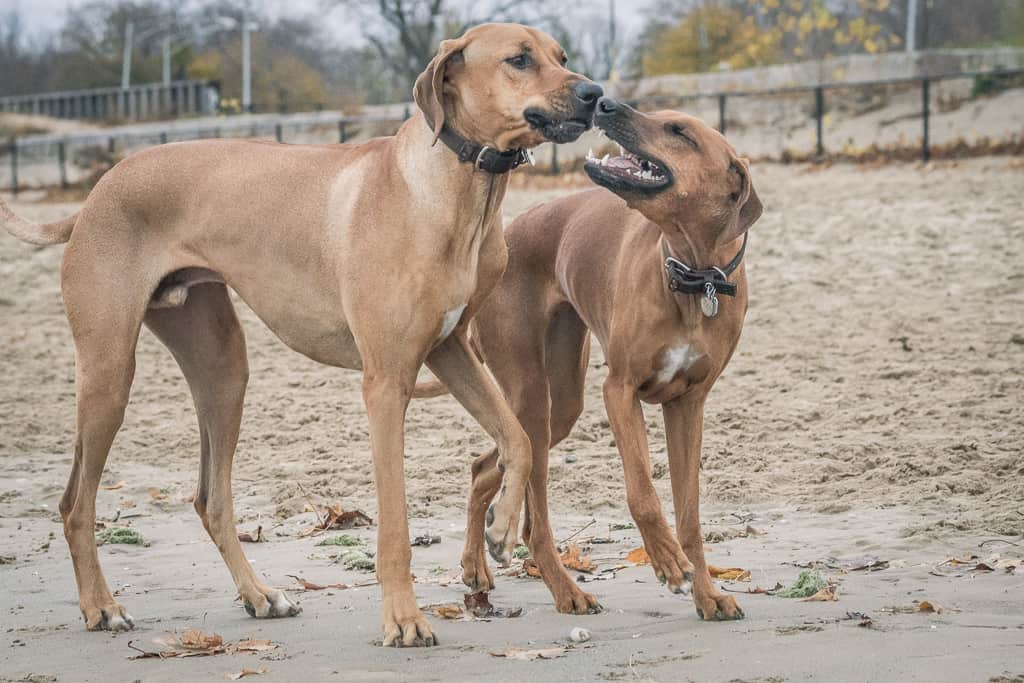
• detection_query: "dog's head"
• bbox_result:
[585,98,762,250]
[414,23,603,151]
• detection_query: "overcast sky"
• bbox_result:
[10,0,656,46]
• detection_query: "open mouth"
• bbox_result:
[584,139,671,193]
[524,109,591,144]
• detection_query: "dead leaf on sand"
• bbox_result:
[626,547,651,565]
[128,631,278,660]
[234,639,276,653]
[286,574,348,591]
[426,603,464,619]
[918,600,943,614]
[560,543,595,573]
[237,526,264,543]
[801,586,839,602]
[180,629,225,650]
[708,565,751,582]
[226,667,268,679]
[101,480,126,491]
[148,488,168,501]
[300,504,373,537]
[490,646,568,661]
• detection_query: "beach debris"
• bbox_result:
[513,544,531,559]
[917,600,943,614]
[790,556,888,572]
[101,480,126,490]
[708,565,751,582]
[930,553,1021,577]
[128,631,279,660]
[424,602,465,619]
[96,526,149,547]
[300,503,373,537]
[465,591,523,618]
[801,585,839,602]
[704,525,761,543]
[0,555,15,564]
[564,454,578,464]
[569,627,591,643]
[336,549,375,571]
[777,571,828,598]
[286,575,348,591]
[625,547,650,565]
[411,534,441,547]
[560,543,596,573]
[490,646,568,661]
[237,525,263,543]
[235,639,276,653]
[317,534,362,547]
[226,668,267,680]
[610,522,636,531]
[845,611,875,628]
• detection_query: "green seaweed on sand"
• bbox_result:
[95,527,150,547]
[317,534,362,547]
[777,570,827,598]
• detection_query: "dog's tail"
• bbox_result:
[0,197,76,245]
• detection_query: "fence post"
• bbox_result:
[9,137,17,196]
[57,139,68,190]
[921,78,931,162]
[275,123,283,143]
[718,94,727,135]
[550,144,559,176]
[814,86,825,160]
[338,120,347,143]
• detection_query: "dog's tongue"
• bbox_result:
[605,156,639,171]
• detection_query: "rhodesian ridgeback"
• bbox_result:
[0,23,601,647]
[449,98,762,620]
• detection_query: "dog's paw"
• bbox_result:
[644,535,695,594]
[694,592,744,621]
[380,592,437,648]
[484,503,516,567]
[83,602,135,632]
[553,583,603,615]
[242,587,302,619]
[461,552,496,593]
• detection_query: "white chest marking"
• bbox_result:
[656,345,702,385]
[439,304,467,341]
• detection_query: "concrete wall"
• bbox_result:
[610,48,1024,99]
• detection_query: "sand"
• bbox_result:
[1,158,1022,681]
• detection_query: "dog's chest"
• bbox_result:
[636,338,714,403]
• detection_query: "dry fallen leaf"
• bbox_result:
[234,639,276,653]
[148,487,168,501]
[226,667,268,680]
[626,547,651,565]
[300,504,373,537]
[918,600,943,614]
[237,526,263,543]
[490,646,568,661]
[102,480,126,491]
[434,604,464,619]
[801,586,839,602]
[180,629,224,650]
[708,565,751,582]
[560,543,595,573]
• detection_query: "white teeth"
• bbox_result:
[601,154,610,165]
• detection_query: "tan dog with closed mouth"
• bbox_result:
[447,98,761,620]
[0,23,602,647]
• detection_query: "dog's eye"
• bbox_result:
[560,53,568,66]
[669,124,699,149]
[505,53,532,70]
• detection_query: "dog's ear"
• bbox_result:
[414,37,469,145]
[720,156,762,244]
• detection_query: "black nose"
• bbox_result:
[596,96,619,115]
[572,81,604,106]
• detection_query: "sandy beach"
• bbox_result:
[2,158,1022,682]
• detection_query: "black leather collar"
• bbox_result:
[662,234,747,296]
[437,125,531,174]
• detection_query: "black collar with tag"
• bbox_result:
[662,235,748,318]
[437,125,530,174]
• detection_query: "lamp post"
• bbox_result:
[217,13,260,113]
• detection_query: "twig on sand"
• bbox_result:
[978,538,1020,549]
[560,519,596,546]
[296,482,324,528]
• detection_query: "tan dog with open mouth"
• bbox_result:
[442,98,762,620]
[0,23,602,647]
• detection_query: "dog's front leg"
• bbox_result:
[362,368,437,647]
[603,378,695,594]
[663,397,744,621]
[426,333,531,566]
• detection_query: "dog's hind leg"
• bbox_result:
[460,448,501,592]
[59,274,147,631]
[144,283,300,619]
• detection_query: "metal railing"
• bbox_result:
[0,80,219,121]
[632,67,1024,163]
